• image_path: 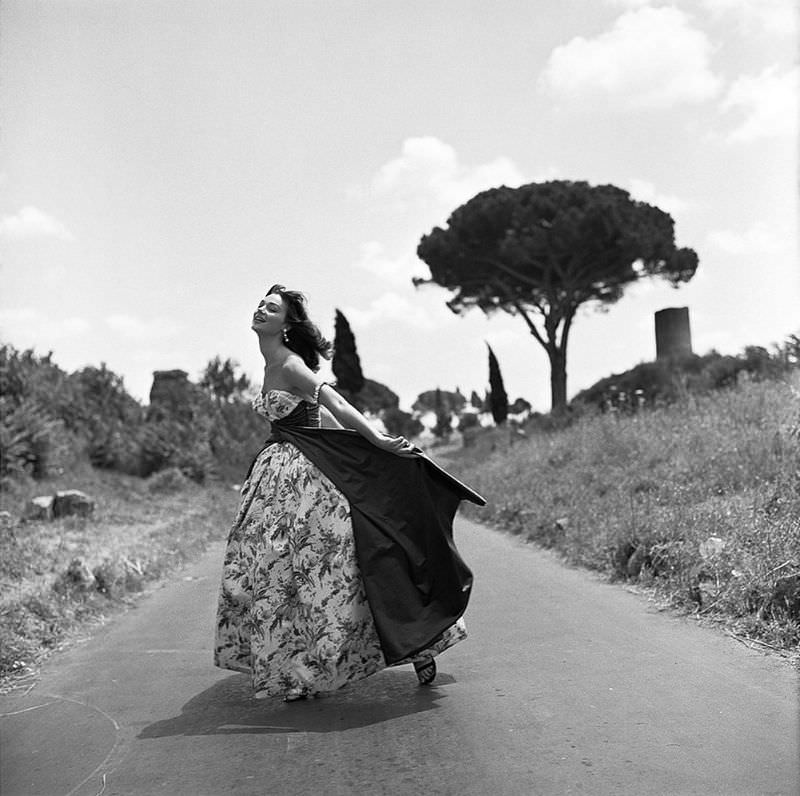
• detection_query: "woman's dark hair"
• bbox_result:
[267,284,332,372]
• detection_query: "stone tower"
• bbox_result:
[655,307,693,360]
[148,369,193,421]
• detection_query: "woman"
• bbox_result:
[214,285,483,702]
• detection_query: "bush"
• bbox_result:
[0,400,64,481]
[383,407,424,439]
[208,398,267,482]
[572,335,799,413]
[0,346,146,479]
[0,344,245,485]
[147,466,190,493]
[137,418,216,483]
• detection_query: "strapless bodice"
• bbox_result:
[253,389,320,427]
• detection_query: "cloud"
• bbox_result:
[605,0,797,36]
[626,178,691,217]
[699,0,797,36]
[719,65,798,143]
[0,307,90,341]
[538,6,721,109]
[368,137,527,216]
[351,138,532,289]
[485,328,525,348]
[604,0,651,7]
[0,206,73,240]
[342,291,450,331]
[105,314,181,340]
[706,221,787,256]
[354,241,428,286]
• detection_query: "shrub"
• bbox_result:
[136,418,216,483]
[0,400,60,480]
[572,336,799,413]
[383,407,425,439]
[146,466,190,493]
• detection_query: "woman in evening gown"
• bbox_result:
[214,284,483,702]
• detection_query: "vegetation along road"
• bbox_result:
[1,517,796,796]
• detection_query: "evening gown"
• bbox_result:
[213,387,482,699]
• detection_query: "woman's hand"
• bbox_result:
[373,433,418,457]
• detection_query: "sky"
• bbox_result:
[1,0,797,412]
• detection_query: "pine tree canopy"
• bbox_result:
[416,180,697,411]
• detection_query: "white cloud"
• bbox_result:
[351,139,532,289]
[604,0,651,8]
[538,6,721,109]
[0,307,38,328]
[486,328,525,349]
[719,65,798,143]
[0,307,90,341]
[343,291,449,331]
[692,328,736,354]
[105,314,181,340]
[354,241,426,286]
[627,178,691,217]
[699,0,797,36]
[706,221,788,256]
[369,137,526,216]
[605,0,797,36]
[0,206,73,241]
[61,316,92,336]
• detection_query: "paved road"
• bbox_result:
[1,519,797,796]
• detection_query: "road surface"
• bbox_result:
[1,518,797,795]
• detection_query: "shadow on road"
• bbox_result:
[139,669,452,738]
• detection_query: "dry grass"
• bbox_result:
[449,378,800,654]
[0,468,239,689]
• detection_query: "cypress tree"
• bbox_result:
[332,309,365,397]
[487,343,508,425]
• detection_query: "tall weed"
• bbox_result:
[453,379,800,650]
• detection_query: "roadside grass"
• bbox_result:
[449,378,800,654]
[0,467,239,691]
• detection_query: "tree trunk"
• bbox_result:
[548,346,568,413]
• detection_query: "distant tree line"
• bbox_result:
[0,320,527,490]
[0,344,264,486]
[331,309,530,441]
[7,325,788,492]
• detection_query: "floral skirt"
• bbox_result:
[214,441,466,698]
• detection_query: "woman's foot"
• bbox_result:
[283,689,322,702]
[413,657,437,686]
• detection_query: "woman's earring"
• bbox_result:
[282,327,290,344]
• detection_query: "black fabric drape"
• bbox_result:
[256,424,485,664]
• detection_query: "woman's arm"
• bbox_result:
[284,358,414,456]
[319,405,343,429]
[317,384,393,444]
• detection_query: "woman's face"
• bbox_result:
[252,292,287,335]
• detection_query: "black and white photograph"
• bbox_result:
[1,1,798,794]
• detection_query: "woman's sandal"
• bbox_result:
[413,657,437,686]
[284,689,321,703]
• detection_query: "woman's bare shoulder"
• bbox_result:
[283,353,313,377]
[283,354,319,400]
